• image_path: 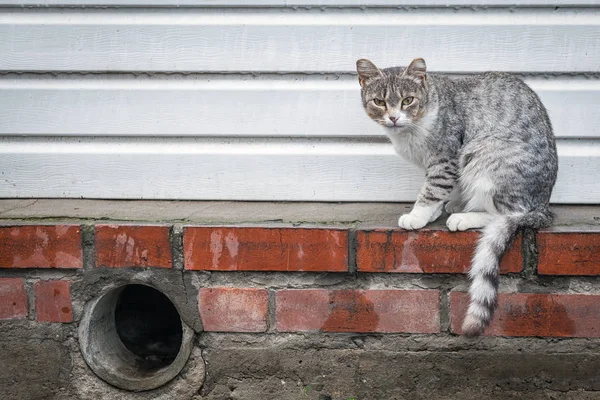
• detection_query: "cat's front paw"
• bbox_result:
[398,213,428,230]
[431,204,443,222]
[446,213,469,231]
[446,213,489,231]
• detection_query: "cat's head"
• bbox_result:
[357,58,430,129]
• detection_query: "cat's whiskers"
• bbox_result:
[405,122,431,137]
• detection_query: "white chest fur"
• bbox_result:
[387,131,428,168]
[384,106,438,169]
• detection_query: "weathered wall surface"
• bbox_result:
[0,200,599,399]
[0,1,599,201]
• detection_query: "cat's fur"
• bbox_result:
[357,58,558,336]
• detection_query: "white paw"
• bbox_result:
[431,205,443,222]
[446,213,471,231]
[398,213,428,230]
[444,200,462,214]
[446,213,488,232]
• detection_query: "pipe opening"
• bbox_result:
[79,284,194,391]
[115,284,183,372]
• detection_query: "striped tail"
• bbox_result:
[462,210,553,337]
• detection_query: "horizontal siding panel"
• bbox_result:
[1,9,599,73]
[1,77,597,138]
[0,138,597,203]
[1,1,596,6]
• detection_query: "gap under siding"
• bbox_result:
[0,1,597,7]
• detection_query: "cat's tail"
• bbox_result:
[462,210,553,337]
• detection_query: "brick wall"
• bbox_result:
[1,223,599,337]
[1,203,600,399]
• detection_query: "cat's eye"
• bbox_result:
[373,98,386,107]
[402,97,414,106]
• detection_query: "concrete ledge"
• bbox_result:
[1,200,599,228]
[0,200,599,276]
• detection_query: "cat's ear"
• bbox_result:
[403,58,427,83]
[356,59,382,87]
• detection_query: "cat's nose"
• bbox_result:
[389,116,398,123]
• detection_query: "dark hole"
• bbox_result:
[115,285,183,372]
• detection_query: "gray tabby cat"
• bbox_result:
[357,58,558,336]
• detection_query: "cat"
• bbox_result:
[357,58,558,336]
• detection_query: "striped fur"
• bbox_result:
[463,210,553,336]
[357,58,558,336]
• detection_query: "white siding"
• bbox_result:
[1,76,598,138]
[0,1,598,202]
[1,138,598,203]
[1,9,599,73]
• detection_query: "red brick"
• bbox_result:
[199,288,269,332]
[95,225,172,268]
[538,231,600,275]
[276,289,440,333]
[0,278,28,319]
[356,229,522,274]
[450,292,600,337]
[35,280,73,323]
[0,225,82,269]
[184,227,347,272]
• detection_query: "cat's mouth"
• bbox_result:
[383,121,408,129]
